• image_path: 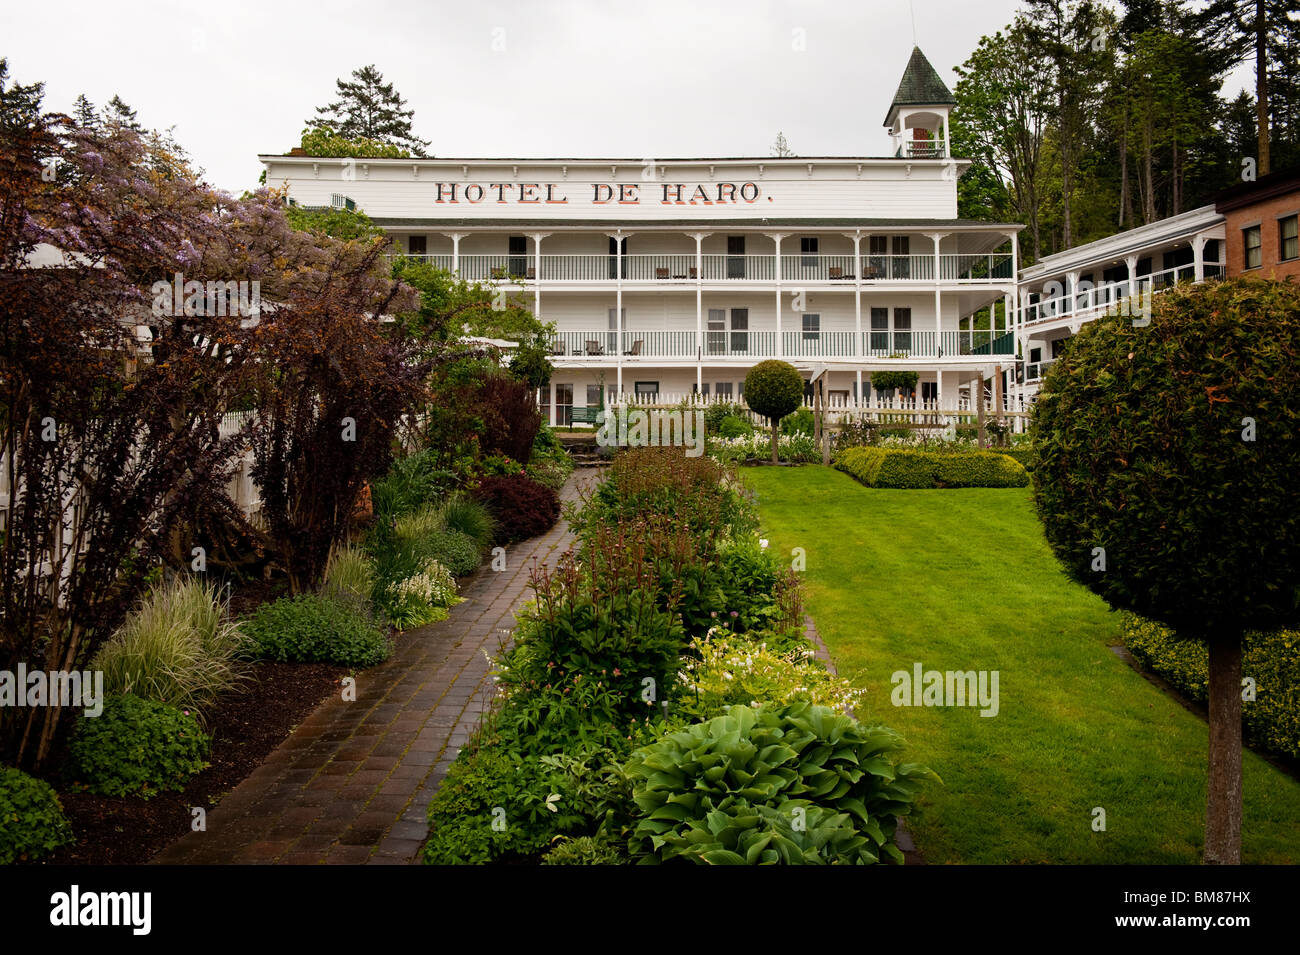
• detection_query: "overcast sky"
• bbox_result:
[2,0,1249,195]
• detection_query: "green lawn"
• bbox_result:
[745,465,1300,864]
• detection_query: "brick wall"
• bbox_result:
[1222,188,1300,280]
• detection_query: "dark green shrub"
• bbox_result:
[425,528,483,577]
[743,361,805,463]
[245,593,391,667]
[1031,276,1300,864]
[718,415,754,438]
[780,407,814,436]
[473,474,560,543]
[990,446,1036,471]
[0,766,74,862]
[624,702,937,864]
[834,446,1028,488]
[704,401,748,434]
[1123,614,1300,761]
[64,695,210,798]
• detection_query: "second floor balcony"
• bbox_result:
[396,251,1014,285]
[546,328,1017,361]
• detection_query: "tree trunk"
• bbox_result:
[1256,0,1271,176]
[1119,117,1130,229]
[770,417,779,465]
[1205,634,1243,865]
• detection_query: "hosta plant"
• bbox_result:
[624,702,937,864]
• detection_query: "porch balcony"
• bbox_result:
[546,329,1017,360]
[392,251,1014,285]
[1020,261,1227,327]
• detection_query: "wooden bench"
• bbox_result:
[570,406,605,426]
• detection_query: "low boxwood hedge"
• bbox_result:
[834,446,1029,489]
[1122,613,1300,760]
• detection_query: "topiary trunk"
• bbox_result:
[770,418,779,464]
[1204,634,1243,865]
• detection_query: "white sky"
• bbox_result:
[2,0,1251,194]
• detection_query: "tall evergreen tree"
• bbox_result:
[307,64,430,156]
[72,93,98,129]
[1194,0,1300,174]
[104,94,142,130]
[0,59,44,132]
[771,131,795,157]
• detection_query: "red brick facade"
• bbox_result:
[1216,168,1300,280]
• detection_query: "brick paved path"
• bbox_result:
[152,471,597,865]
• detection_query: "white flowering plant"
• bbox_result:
[673,630,865,721]
[387,557,460,630]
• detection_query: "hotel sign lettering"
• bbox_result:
[433,181,763,206]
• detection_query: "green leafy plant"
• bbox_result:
[624,702,937,864]
[834,446,1029,488]
[541,834,627,865]
[780,407,815,436]
[64,695,211,798]
[0,765,74,863]
[386,558,459,630]
[91,576,249,722]
[321,544,376,612]
[437,493,496,551]
[244,593,392,667]
[423,528,483,577]
[718,415,755,438]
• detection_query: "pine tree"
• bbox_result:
[0,59,44,132]
[104,94,142,131]
[72,94,98,129]
[307,65,430,156]
[1195,0,1300,174]
[771,131,795,157]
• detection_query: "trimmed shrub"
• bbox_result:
[91,576,249,722]
[1123,614,1300,761]
[990,446,1036,471]
[718,415,754,438]
[743,361,805,463]
[0,766,74,863]
[425,528,483,577]
[473,474,560,543]
[624,702,937,864]
[245,593,392,667]
[65,695,211,798]
[834,446,1029,488]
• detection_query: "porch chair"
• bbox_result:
[623,339,643,356]
[584,340,604,356]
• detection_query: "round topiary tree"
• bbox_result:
[1031,276,1300,865]
[743,360,805,464]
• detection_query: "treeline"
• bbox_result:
[953,0,1300,261]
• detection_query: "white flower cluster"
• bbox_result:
[394,558,458,608]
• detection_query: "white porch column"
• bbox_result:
[766,233,789,359]
[528,232,550,318]
[1066,270,1080,315]
[606,230,631,395]
[928,233,947,357]
[689,232,709,393]
[1193,235,1207,283]
[855,369,863,409]
[845,231,863,359]
[447,232,467,273]
[548,379,556,427]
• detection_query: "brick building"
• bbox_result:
[1216,166,1300,280]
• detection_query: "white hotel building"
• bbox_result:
[261,48,1024,426]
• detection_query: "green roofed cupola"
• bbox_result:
[884,46,955,160]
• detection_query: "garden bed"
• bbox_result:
[36,661,345,866]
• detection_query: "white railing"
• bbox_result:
[896,139,948,159]
[1021,261,1225,325]
[385,252,1015,285]
[547,328,1017,360]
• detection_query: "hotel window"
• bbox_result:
[1244,225,1262,270]
[715,382,733,398]
[634,381,659,400]
[407,235,427,256]
[801,236,819,267]
[921,381,938,402]
[586,384,603,410]
[508,235,528,278]
[802,313,820,341]
[870,307,890,352]
[868,235,889,277]
[1281,215,1298,262]
[554,384,573,427]
[892,235,911,279]
[893,307,912,352]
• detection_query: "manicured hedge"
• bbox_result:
[834,446,1029,489]
[1122,614,1300,760]
[990,446,1037,471]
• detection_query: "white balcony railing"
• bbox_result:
[387,252,1014,284]
[1021,262,1225,325]
[547,329,1017,360]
